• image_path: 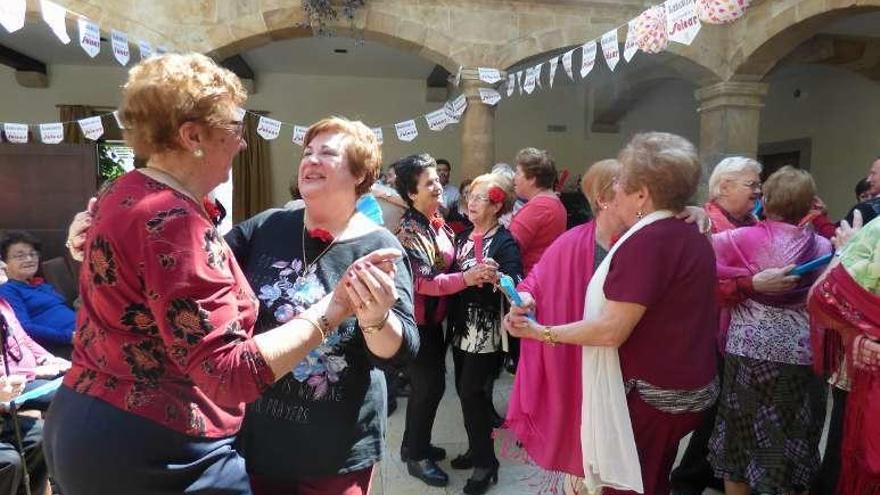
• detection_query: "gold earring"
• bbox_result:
[193,149,204,158]
[636,210,644,219]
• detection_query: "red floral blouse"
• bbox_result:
[64,171,275,438]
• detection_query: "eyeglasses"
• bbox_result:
[218,120,245,137]
[466,194,490,204]
[739,181,762,191]
[8,251,39,261]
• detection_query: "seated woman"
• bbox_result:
[505,133,718,495]
[810,213,880,495]
[0,231,75,358]
[709,166,831,495]
[0,261,70,412]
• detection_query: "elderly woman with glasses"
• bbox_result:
[43,54,400,495]
[0,231,76,358]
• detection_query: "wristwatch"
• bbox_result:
[541,325,557,346]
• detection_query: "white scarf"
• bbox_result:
[579,210,674,494]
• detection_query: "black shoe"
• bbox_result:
[406,459,449,487]
[400,444,446,462]
[463,464,499,495]
[451,450,473,470]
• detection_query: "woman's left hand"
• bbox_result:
[853,334,880,372]
[677,206,711,234]
[344,260,399,328]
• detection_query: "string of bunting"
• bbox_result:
[0,0,751,146]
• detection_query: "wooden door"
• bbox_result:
[0,143,97,260]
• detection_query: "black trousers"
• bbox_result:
[453,347,501,469]
[812,386,848,495]
[402,323,447,460]
[0,415,47,495]
[669,352,724,494]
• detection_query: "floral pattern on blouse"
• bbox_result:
[726,298,812,366]
[257,258,349,400]
[89,236,117,286]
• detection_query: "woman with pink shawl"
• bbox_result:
[504,159,624,485]
[708,167,832,495]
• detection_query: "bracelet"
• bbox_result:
[541,325,557,346]
[295,315,326,342]
[361,311,390,336]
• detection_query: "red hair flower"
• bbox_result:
[488,186,506,204]
[430,215,446,230]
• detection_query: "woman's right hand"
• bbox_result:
[834,209,863,251]
[463,262,497,286]
[67,197,97,262]
[325,248,403,327]
[0,375,26,404]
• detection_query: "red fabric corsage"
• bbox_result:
[430,215,446,230]
[202,197,222,226]
[308,228,335,243]
[487,186,506,204]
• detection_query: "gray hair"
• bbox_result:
[491,162,515,180]
[708,156,763,200]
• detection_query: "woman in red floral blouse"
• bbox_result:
[43,54,400,495]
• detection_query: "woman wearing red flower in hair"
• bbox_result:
[448,172,522,494]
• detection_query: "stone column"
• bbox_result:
[458,68,504,181]
[695,81,769,175]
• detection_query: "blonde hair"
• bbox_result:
[303,117,382,196]
[708,156,762,200]
[581,159,621,213]
[469,172,515,217]
[762,166,816,224]
[120,53,246,158]
[618,132,701,212]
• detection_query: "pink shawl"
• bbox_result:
[505,221,596,477]
[713,220,831,308]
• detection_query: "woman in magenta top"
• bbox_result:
[394,154,496,488]
[509,148,567,276]
[506,133,718,495]
[43,54,400,495]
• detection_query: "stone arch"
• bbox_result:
[204,7,460,74]
[729,0,880,80]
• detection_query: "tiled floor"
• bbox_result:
[371,353,727,495]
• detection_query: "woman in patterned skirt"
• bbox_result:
[709,166,832,494]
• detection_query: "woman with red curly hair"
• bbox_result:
[448,171,523,494]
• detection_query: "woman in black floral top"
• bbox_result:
[449,172,522,494]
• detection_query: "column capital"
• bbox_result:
[695,81,769,112]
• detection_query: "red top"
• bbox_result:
[65,171,275,438]
[509,195,567,275]
[605,218,717,389]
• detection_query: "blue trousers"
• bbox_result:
[44,386,252,495]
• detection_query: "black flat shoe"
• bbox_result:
[400,444,446,462]
[406,459,449,487]
[463,464,499,495]
[450,450,473,470]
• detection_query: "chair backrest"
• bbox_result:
[40,256,79,307]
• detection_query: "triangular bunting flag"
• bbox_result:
[562,50,574,80]
[478,68,502,85]
[78,18,101,58]
[40,123,63,144]
[111,30,130,66]
[0,0,26,34]
[40,0,70,44]
[256,116,282,140]
[79,116,104,141]
[580,41,597,78]
[548,56,560,88]
[3,124,28,143]
[601,29,620,71]
[292,125,307,146]
[479,88,501,106]
[395,120,418,142]
[624,19,640,62]
[425,108,449,131]
[666,0,701,45]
